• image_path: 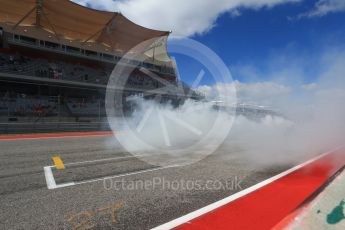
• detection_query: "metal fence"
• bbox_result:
[0,121,110,134]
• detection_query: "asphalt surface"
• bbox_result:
[0,135,292,230]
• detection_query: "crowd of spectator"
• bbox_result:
[0,52,176,89]
[0,51,201,118]
[66,97,105,116]
[0,53,31,73]
[0,90,109,117]
[0,93,58,116]
[0,52,113,84]
[127,73,162,89]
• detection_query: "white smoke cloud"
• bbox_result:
[110,98,235,166]
[110,45,345,168]
[197,81,291,106]
[72,0,301,37]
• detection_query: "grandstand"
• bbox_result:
[0,0,180,133]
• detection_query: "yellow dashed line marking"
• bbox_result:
[52,156,65,170]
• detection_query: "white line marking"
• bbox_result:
[64,155,135,166]
[44,166,57,189]
[55,182,75,188]
[43,154,156,189]
[73,164,181,186]
[151,147,343,230]
[43,163,182,190]
[43,165,75,189]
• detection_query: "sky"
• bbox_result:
[72,0,345,107]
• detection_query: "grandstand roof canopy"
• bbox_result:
[0,0,170,55]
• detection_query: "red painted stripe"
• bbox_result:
[272,205,307,230]
[177,149,345,230]
[0,131,113,140]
